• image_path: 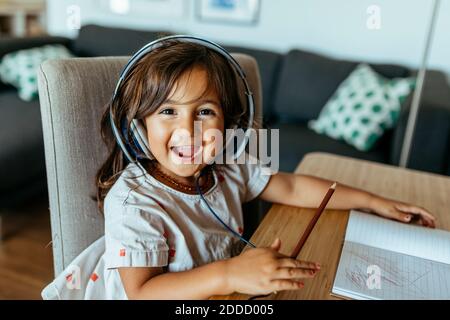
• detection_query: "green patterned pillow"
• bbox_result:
[308,64,415,151]
[0,44,73,101]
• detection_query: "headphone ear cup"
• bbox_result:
[131,119,154,160]
[119,119,149,160]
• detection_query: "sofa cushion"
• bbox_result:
[272,49,410,124]
[0,35,72,93]
[223,46,282,124]
[73,24,172,57]
[391,103,450,175]
[0,90,46,193]
[0,44,74,101]
[273,123,391,172]
[308,64,415,151]
[389,70,450,174]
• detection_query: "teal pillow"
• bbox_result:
[308,64,415,151]
[0,44,73,101]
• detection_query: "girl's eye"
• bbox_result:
[159,108,175,115]
[199,109,215,116]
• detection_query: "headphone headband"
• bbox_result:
[110,35,255,165]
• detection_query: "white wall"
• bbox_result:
[46,0,450,76]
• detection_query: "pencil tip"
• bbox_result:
[331,182,337,189]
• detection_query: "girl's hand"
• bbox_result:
[368,196,436,228]
[224,238,320,296]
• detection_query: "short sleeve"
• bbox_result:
[103,198,169,269]
[241,154,272,203]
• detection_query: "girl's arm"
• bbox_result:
[119,261,229,299]
[259,172,436,228]
[118,238,320,299]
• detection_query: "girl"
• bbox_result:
[42,38,435,300]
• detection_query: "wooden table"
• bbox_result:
[214,152,450,300]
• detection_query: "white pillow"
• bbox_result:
[0,44,74,101]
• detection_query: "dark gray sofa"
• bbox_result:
[0,36,72,208]
[1,24,449,209]
[225,46,450,174]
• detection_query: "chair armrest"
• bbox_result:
[0,35,73,91]
[390,70,450,174]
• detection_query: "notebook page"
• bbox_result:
[345,210,450,265]
[333,241,450,299]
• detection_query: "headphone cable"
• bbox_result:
[195,169,256,249]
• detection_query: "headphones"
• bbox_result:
[109,35,255,165]
[109,35,257,248]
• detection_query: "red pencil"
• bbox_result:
[290,182,337,258]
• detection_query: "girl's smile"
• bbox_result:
[144,66,225,185]
[170,145,203,164]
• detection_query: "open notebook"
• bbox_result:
[332,210,450,300]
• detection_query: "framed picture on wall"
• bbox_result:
[99,0,185,19]
[196,0,261,25]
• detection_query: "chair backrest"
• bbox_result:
[38,54,263,276]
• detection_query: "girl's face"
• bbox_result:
[144,66,225,179]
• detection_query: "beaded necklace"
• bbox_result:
[148,162,214,194]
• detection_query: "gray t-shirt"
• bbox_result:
[41,158,271,299]
[104,159,271,272]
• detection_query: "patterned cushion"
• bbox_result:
[308,64,415,151]
[0,44,73,101]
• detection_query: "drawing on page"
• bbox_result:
[344,248,430,298]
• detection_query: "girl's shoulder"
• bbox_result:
[215,154,273,203]
[217,153,273,183]
[104,162,160,213]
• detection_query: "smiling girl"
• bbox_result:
[42,38,436,300]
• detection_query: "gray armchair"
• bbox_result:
[37,54,263,276]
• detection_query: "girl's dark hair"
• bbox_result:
[95,40,252,214]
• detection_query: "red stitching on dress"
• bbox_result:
[119,249,126,257]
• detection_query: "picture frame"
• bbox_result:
[99,0,185,19]
[196,0,261,25]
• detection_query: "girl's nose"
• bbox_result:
[177,113,196,136]
[172,114,202,144]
